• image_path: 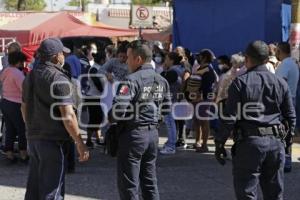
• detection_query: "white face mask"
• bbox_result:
[193,59,199,67]
[154,56,162,64]
[91,49,97,54]
[57,61,64,69]
[218,64,224,70]
[106,54,110,61]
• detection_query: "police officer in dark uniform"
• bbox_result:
[22,38,89,200]
[214,41,296,200]
[108,40,171,200]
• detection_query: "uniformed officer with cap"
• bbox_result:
[108,40,171,200]
[22,38,89,200]
[214,41,296,200]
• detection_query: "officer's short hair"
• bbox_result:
[127,40,153,63]
[277,42,291,55]
[245,41,269,65]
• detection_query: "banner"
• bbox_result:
[290,0,300,61]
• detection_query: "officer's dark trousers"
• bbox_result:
[232,136,285,200]
[117,128,160,200]
[25,140,68,200]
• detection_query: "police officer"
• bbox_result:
[214,41,296,200]
[108,40,171,200]
[22,38,89,200]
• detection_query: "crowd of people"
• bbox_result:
[1,39,300,157]
[0,38,299,199]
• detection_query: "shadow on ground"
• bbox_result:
[0,144,300,200]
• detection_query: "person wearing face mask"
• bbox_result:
[215,54,245,104]
[160,52,182,154]
[191,49,217,153]
[86,43,97,66]
[216,55,231,76]
[22,38,89,200]
[100,44,129,82]
[153,50,165,74]
[0,51,27,164]
[105,45,117,62]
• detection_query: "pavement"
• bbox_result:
[0,134,300,200]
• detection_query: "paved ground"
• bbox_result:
[0,135,300,200]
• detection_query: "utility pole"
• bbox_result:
[51,0,53,11]
[79,0,82,11]
[290,0,300,61]
[82,0,85,12]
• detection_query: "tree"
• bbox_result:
[132,0,163,5]
[5,0,46,11]
[17,0,25,10]
[68,0,91,11]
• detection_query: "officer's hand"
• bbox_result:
[76,142,90,162]
[214,140,227,166]
[286,131,293,142]
[107,73,114,83]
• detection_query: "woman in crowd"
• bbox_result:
[105,45,117,62]
[160,52,183,155]
[266,43,278,73]
[174,46,192,71]
[0,42,22,149]
[153,49,166,74]
[192,49,217,153]
[216,54,246,105]
[172,47,192,148]
[1,42,21,70]
[216,55,231,75]
[0,51,28,163]
[215,54,245,148]
[85,51,106,148]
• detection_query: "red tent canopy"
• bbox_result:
[0,12,138,47]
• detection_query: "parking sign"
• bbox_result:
[131,5,153,28]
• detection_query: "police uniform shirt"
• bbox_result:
[109,63,171,127]
[22,62,74,141]
[220,65,296,141]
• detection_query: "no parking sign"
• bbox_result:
[131,5,153,28]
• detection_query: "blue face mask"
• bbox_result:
[154,56,162,64]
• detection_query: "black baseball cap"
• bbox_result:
[195,49,216,63]
[39,38,70,57]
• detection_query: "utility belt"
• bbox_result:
[125,123,158,132]
[234,125,287,141]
